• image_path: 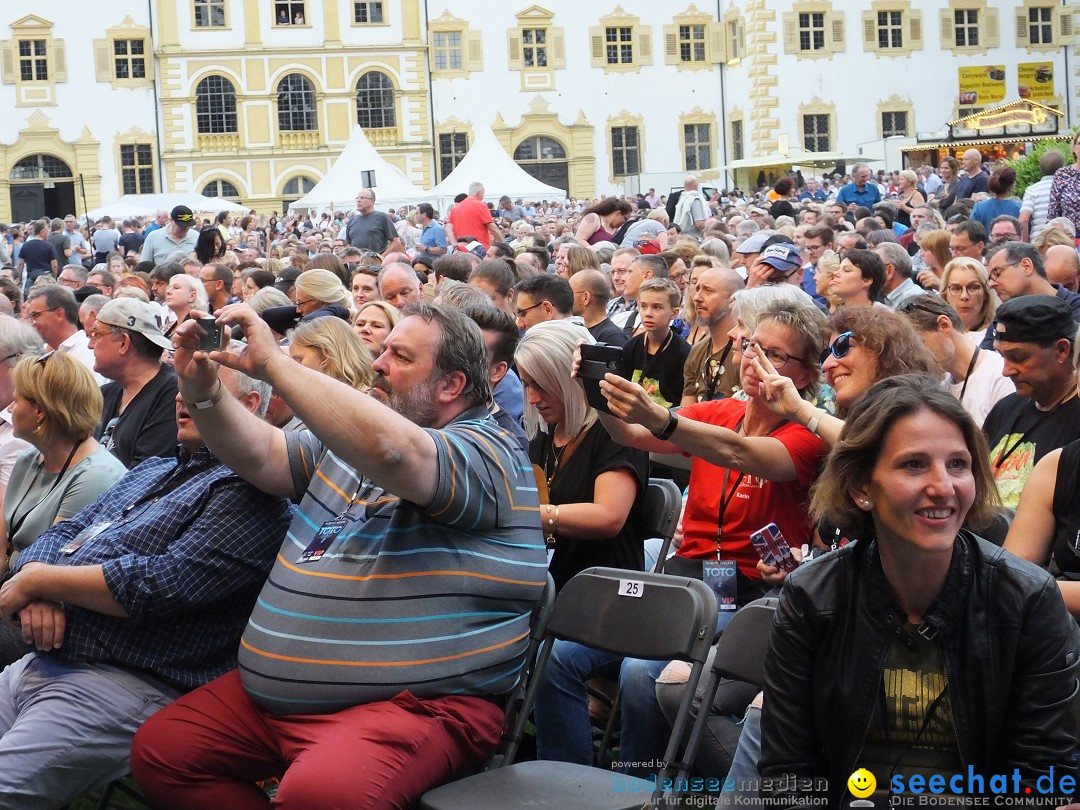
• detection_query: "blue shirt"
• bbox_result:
[419,220,448,254]
[835,182,881,209]
[16,446,292,691]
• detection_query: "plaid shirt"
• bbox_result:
[16,446,291,691]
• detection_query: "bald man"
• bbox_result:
[570,268,626,347]
[1045,244,1080,293]
[377,263,422,309]
[682,266,744,405]
[944,149,989,209]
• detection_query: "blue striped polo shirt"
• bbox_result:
[237,407,547,715]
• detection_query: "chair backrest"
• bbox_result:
[711,597,778,687]
[643,478,683,572]
[545,567,718,664]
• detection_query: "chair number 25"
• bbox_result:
[618,579,644,598]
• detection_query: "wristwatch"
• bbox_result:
[651,411,679,441]
[186,382,226,410]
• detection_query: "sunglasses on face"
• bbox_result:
[819,331,855,365]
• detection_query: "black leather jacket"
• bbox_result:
[759,532,1080,808]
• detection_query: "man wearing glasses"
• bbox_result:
[948,220,987,261]
[89,299,179,469]
[24,286,101,383]
[346,189,402,255]
[801,225,834,305]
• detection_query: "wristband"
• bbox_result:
[651,411,679,441]
[805,408,825,436]
[185,381,226,410]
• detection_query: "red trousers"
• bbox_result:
[130,670,504,810]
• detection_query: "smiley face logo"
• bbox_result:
[848,768,876,799]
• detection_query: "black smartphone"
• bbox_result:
[195,317,224,352]
[578,343,626,415]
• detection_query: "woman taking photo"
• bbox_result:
[352,301,400,358]
[941,256,998,339]
[759,374,1079,805]
[517,319,647,592]
[575,198,633,246]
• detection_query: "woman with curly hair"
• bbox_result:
[574,197,633,246]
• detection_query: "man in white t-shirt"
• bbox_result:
[898,294,1013,428]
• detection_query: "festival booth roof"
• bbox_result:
[86,193,249,221]
[288,126,428,212]
[427,126,567,207]
[718,147,882,172]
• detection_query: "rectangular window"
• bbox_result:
[605,26,634,65]
[798,12,826,51]
[731,120,744,161]
[274,2,306,25]
[193,0,226,28]
[438,133,468,182]
[1028,6,1053,44]
[881,111,909,137]
[611,126,640,177]
[521,27,548,68]
[120,144,154,195]
[432,31,462,70]
[877,10,904,48]
[17,40,47,82]
[728,20,740,59]
[803,114,830,152]
[353,1,384,24]
[954,9,979,47]
[112,38,146,80]
[684,123,712,171]
[678,23,707,62]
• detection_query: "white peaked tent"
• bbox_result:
[288,126,428,212]
[427,126,567,208]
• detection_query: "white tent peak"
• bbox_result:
[289,126,427,212]
[427,126,567,207]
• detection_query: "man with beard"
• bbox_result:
[131,301,546,809]
[681,267,744,404]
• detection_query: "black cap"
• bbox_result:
[171,205,195,226]
[273,267,301,290]
[993,294,1077,344]
[260,304,300,335]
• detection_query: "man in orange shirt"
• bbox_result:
[445,182,504,251]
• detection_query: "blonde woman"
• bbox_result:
[293,268,352,320]
[352,300,402,358]
[915,229,952,290]
[289,317,374,392]
[163,275,209,339]
[941,257,999,340]
[893,169,925,228]
[814,250,843,313]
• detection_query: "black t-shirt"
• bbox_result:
[622,330,692,409]
[769,199,796,220]
[118,231,145,256]
[531,422,648,591]
[19,239,58,280]
[95,364,179,469]
[1052,439,1080,579]
[345,212,397,253]
[983,393,1080,509]
[589,318,628,348]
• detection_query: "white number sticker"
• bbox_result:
[618,579,644,598]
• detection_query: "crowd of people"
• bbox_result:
[0,128,1074,807]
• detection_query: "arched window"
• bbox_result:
[277,74,317,132]
[202,179,241,199]
[195,75,238,134]
[513,136,568,193]
[283,176,316,196]
[355,71,395,129]
[9,154,73,181]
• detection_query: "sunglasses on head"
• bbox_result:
[819,331,855,365]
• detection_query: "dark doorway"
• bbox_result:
[9,154,76,220]
[513,136,569,197]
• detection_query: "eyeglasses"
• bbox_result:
[515,301,544,319]
[88,326,116,340]
[946,282,984,297]
[100,416,119,451]
[0,354,17,365]
[295,298,316,308]
[35,351,54,366]
[25,306,59,322]
[949,242,977,254]
[988,262,1018,282]
[741,338,804,368]
[819,331,855,365]
[804,243,826,253]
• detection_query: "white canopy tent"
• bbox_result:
[288,126,428,213]
[427,126,567,208]
[85,193,248,222]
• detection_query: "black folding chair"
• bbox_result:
[643,477,683,574]
[419,567,719,810]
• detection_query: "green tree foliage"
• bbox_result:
[1007,132,1074,197]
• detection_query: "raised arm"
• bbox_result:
[599,374,800,481]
